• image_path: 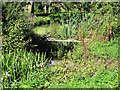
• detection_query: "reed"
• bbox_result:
[2,48,47,87]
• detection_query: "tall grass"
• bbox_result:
[2,48,47,88]
[51,12,79,40]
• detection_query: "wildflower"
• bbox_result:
[8,74,11,77]
[5,75,7,78]
[30,64,33,69]
[33,65,35,68]
[12,83,15,86]
[40,62,44,67]
[14,80,17,83]
[30,67,32,69]
[31,64,32,67]
[1,78,3,81]
[37,64,39,68]
[6,72,8,76]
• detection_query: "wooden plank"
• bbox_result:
[46,37,93,43]
[46,38,81,42]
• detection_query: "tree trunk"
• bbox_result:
[44,2,47,14]
[26,0,34,15]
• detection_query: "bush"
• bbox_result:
[2,2,33,51]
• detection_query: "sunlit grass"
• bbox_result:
[33,25,52,36]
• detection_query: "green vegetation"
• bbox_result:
[1,2,119,89]
[33,25,51,36]
[49,69,118,88]
[91,39,118,58]
[2,49,48,88]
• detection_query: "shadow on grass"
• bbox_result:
[24,29,74,60]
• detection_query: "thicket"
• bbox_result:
[2,2,34,52]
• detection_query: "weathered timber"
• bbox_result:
[46,37,93,43]
[46,38,81,42]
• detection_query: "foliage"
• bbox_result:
[91,2,120,39]
[49,69,118,88]
[91,39,118,58]
[18,68,50,88]
[2,2,33,51]
[78,11,117,40]
[51,12,79,40]
[1,2,119,89]
[2,48,47,88]
[34,16,50,26]
[48,53,118,88]
[67,43,83,62]
[33,25,51,36]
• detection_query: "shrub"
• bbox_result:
[2,2,33,51]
